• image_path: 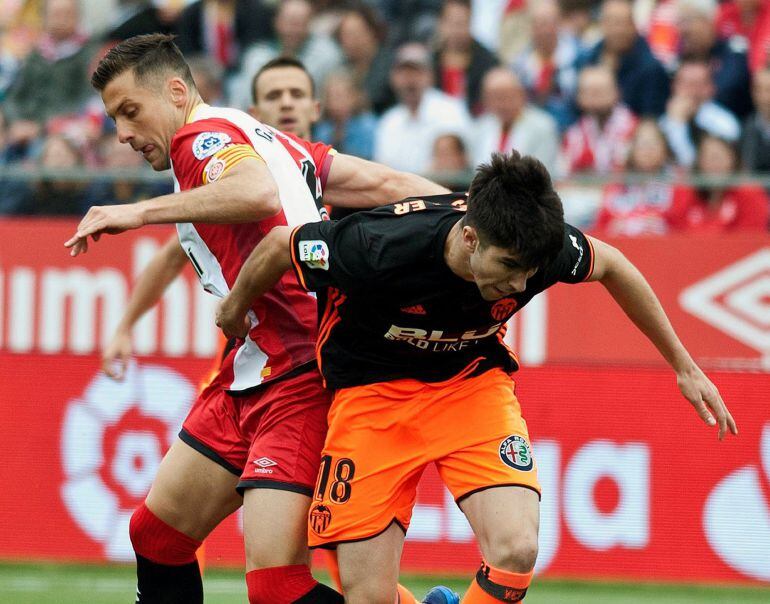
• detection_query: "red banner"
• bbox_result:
[0,220,768,585]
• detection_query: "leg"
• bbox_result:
[131,438,242,604]
[336,523,405,604]
[238,370,344,603]
[457,487,539,603]
[461,486,539,572]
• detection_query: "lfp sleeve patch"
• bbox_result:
[192,132,232,160]
[298,240,330,271]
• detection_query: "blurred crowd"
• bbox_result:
[0,0,769,234]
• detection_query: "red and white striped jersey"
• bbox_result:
[170,103,334,391]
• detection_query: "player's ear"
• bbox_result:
[168,77,189,107]
[310,99,321,123]
[462,225,479,254]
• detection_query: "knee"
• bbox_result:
[484,532,539,573]
[129,503,201,565]
[341,576,396,604]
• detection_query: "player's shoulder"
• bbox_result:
[171,114,251,162]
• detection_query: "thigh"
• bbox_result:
[458,485,540,565]
[433,370,540,503]
[146,438,242,541]
[308,383,427,549]
[336,522,406,604]
[237,369,331,495]
[243,488,312,570]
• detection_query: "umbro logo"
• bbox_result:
[401,304,427,315]
[253,457,278,468]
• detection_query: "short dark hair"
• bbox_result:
[251,56,315,104]
[465,151,564,269]
[91,34,195,91]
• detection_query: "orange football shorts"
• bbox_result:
[307,367,540,548]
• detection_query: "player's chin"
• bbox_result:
[480,286,506,301]
[147,155,170,171]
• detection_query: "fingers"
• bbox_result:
[703,390,736,441]
[691,398,716,427]
[102,355,126,381]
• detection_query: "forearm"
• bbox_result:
[117,237,188,332]
[600,250,694,373]
[325,155,449,208]
[138,159,280,225]
[226,226,293,314]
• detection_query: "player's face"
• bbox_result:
[251,66,320,139]
[101,70,183,171]
[469,239,538,301]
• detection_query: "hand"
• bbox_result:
[677,365,738,440]
[102,328,132,380]
[65,203,145,256]
[666,94,697,122]
[215,296,250,339]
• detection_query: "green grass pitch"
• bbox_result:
[1,562,769,603]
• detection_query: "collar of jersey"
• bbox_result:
[186,103,210,124]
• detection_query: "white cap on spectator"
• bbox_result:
[393,43,431,69]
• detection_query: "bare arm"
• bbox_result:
[66,157,280,255]
[215,226,293,338]
[323,153,450,208]
[587,236,737,440]
[102,236,189,379]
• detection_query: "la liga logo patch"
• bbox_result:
[499,435,533,471]
[192,131,231,160]
[298,240,330,270]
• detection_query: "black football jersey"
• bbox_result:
[290,194,595,389]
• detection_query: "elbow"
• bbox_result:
[251,180,281,218]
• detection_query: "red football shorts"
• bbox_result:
[180,365,332,495]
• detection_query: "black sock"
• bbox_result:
[293,582,345,603]
[135,554,203,604]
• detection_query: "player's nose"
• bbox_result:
[117,126,134,145]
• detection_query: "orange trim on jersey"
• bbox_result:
[496,323,520,365]
[289,226,311,291]
[583,236,596,281]
[216,144,260,162]
[316,288,346,388]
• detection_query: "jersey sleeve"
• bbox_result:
[542,224,596,284]
[170,118,261,191]
[289,218,373,293]
[282,131,337,191]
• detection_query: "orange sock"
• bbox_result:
[396,583,419,604]
[461,561,533,603]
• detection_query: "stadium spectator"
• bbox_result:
[561,0,603,47]
[335,4,395,114]
[314,70,377,160]
[376,0,443,45]
[677,0,753,118]
[373,41,471,173]
[187,54,224,105]
[19,134,89,215]
[231,0,343,110]
[175,0,273,72]
[594,118,681,235]
[742,66,770,172]
[659,59,741,167]
[716,0,770,73]
[431,0,498,115]
[644,0,680,71]
[429,132,470,187]
[104,0,183,41]
[4,0,97,153]
[86,133,172,207]
[577,0,670,118]
[473,67,559,174]
[560,65,638,175]
[669,134,770,231]
[512,0,580,133]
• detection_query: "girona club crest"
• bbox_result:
[491,298,518,321]
[310,504,333,535]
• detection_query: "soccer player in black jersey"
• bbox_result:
[216,151,737,604]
